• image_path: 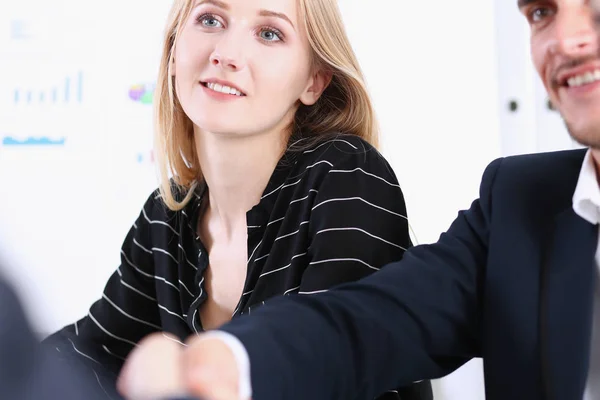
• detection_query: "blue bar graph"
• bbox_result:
[13,72,84,105]
[64,77,70,103]
[77,71,83,103]
[2,136,67,146]
[10,20,30,40]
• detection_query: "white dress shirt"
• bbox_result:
[572,149,600,400]
[206,150,600,400]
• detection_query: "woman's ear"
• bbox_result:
[299,69,333,106]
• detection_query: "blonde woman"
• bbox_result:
[45,0,432,399]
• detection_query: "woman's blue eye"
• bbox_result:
[199,15,222,28]
[260,29,281,42]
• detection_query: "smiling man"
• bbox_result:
[118,1,600,399]
[524,0,600,150]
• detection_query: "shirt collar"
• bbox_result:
[246,151,297,229]
[187,151,298,230]
[573,149,600,225]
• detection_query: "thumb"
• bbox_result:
[187,367,241,400]
[182,337,242,399]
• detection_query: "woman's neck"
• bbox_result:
[195,129,287,239]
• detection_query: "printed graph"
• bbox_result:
[13,71,84,105]
[2,136,66,147]
[136,150,155,163]
[10,20,31,41]
[129,83,155,105]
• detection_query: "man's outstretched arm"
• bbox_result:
[119,158,501,400]
[179,159,502,400]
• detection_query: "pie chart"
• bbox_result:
[129,83,155,105]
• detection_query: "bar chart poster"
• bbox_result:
[0,2,102,151]
[0,67,90,148]
[0,0,178,338]
[2,70,88,147]
[13,71,83,106]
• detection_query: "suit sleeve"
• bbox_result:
[218,158,503,400]
[298,150,431,400]
[42,192,163,394]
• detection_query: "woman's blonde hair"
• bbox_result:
[154,0,379,210]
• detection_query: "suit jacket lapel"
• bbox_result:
[540,208,597,399]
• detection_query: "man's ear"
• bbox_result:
[299,69,333,106]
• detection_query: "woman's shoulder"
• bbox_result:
[289,133,396,179]
[136,181,200,227]
[291,133,374,158]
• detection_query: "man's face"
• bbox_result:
[520,0,600,148]
[593,0,600,41]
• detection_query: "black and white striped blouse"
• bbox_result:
[44,134,432,400]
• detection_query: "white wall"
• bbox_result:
[340,2,501,398]
[0,1,506,399]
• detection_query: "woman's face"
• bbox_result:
[173,0,327,138]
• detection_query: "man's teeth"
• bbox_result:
[205,82,243,96]
[567,70,600,87]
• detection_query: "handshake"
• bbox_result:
[117,333,247,400]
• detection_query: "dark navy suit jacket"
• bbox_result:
[0,276,107,399]
[219,149,597,400]
[0,275,201,400]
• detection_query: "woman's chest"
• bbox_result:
[199,238,248,330]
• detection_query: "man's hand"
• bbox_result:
[117,333,188,400]
[181,335,244,400]
[116,332,245,400]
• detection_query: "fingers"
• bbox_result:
[182,337,242,400]
[116,333,245,400]
[117,332,187,400]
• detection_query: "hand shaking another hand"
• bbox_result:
[117,333,246,400]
